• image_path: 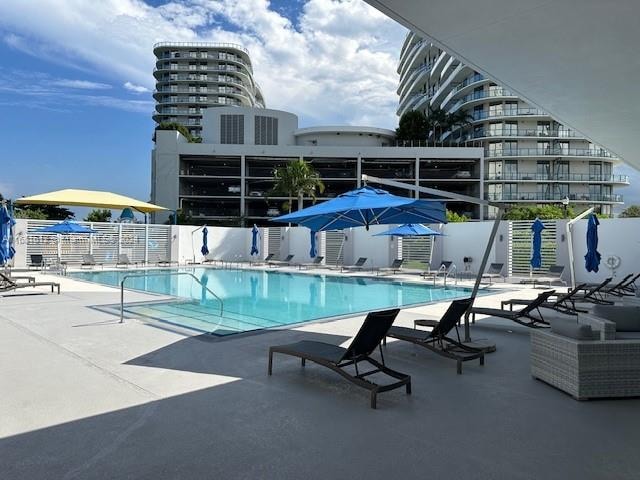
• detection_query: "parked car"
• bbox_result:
[228,185,241,193]
[453,171,472,179]
[266,208,280,217]
[249,190,264,197]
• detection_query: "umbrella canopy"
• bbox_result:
[373,223,443,237]
[309,230,317,258]
[36,220,97,234]
[0,204,16,264]
[250,225,260,256]
[530,218,545,269]
[271,186,447,231]
[201,227,209,256]
[15,189,167,213]
[584,213,601,273]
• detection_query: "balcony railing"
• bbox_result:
[471,108,549,121]
[462,128,582,140]
[451,88,515,110]
[451,73,486,94]
[485,148,616,159]
[154,64,250,74]
[485,173,628,183]
[486,193,623,202]
[153,42,249,55]
[154,78,246,91]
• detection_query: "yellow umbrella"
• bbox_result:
[15,189,167,214]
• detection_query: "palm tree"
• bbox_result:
[270,159,325,212]
[426,107,449,141]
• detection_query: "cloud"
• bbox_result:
[0,0,408,128]
[124,81,150,93]
[51,79,112,90]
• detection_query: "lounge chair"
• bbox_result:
[268,254,294,267]
[377,258,404,276]
[567,278,615,305]
[341,257,368,272]
[500,283,588,315]
[384,298,485,374]
[268,308,411,409]
[469,290,556,328]
[0,272,60,294]
[422,261,453,281]
[298,256,324,270]
[29,254,45,270]
[2,270,35,283]
[604,273,640,297]
[155,255,178,266]
[81,254,103,269]
[481,263,505,284]
[115,254,137,268]
[521,265,566,287]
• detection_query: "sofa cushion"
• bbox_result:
[550,317,594,340]
[592,305,640,332]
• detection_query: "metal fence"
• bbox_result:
[508,220,557,276]
[24,220,172,265]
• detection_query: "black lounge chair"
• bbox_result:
[29,254,45,270]
[115,254,140,268]
[422,261,453,281]
[268,254,294,267]
[384,298,485,374]
[298,256,324,270]
[0,272,60,294]
[500,283,588,315]
[377,258,404,275]
[470,290,556,328]
[481,263,505,284]
[268,308,411,409]
[521,265,566,287]
[341,257,368,272]
[605,273,640,296]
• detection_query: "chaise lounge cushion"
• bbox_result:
[550,317,594,340]
[592,305,640,332]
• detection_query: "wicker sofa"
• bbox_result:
[530,312,640,400]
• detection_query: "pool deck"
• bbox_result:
[1,268,640,479]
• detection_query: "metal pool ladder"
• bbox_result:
[120,271,224,323]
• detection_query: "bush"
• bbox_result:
[85,209,112,223]
[620,205,640,218]
[446,210,469,222]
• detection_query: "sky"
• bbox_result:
[0,0,638,213]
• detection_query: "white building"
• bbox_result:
[397,33,629,216]
[151,106,485,225]
[153,42,265,139]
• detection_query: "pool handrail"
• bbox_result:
[120,271,223,323]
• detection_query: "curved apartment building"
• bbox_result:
[153,42,265,139]
[398,33,628,216]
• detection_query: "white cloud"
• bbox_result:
[51,79,112,90]
[124,81,150,93]
[0,0,408,128]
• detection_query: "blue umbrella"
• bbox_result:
[271,186,446,231]
[309,230,317,258]
[373,223,443,237]
[250,225,260,256]
[36,220,97,234]
[0,203,16,264]
[584,213,601,273]
[530,218,545,269]
[201,227,209,256]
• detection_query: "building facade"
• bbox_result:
[151,107,484,225]
[397,33,628,216]
[153,42,265,139]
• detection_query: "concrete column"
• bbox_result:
[240,155,246,217]
[356,156,362,187]
[415,157,420,198]
[479,155,485,219]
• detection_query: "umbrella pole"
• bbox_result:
[464,207,503,344]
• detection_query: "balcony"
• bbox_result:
[485,147,616,159]
[397,92,431,116]
[451,73,486,94]
[486,192,623,203]
[471,108,548,121]
[462,128,582,140]
[485,173,629,183]
[153,41,249,55]
[449,88,516,111]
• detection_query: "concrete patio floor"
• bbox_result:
[1,271,640,479]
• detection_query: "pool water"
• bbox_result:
[69,268,477,336]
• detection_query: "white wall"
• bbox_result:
[569,217,640,284]
[440,222,497,274]
[178,225,253,264]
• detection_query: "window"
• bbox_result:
[488,160,502,179]
[537,141,550,154]
[536,161,550,180]
[537,183,551,198]
[488,122,502,136]
[557,183,569,198]
[489,103,503,117]
[198,96,207,102]
[558,141,570,154]
[189,51,197,58]
[537,121,551,136]
[199,86,207,93]
[504,101,518,115]
[556,160,570,180]
[504,160,518,179]
[504,183,518,199]
[255,116,279,145]
[503,141,518,156]
[220,114,244,144]
[589,162,602,180]
[504,122,518,135]
[189,64,197,71]
[488,142,503,156]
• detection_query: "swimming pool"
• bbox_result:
[69,268,478,336]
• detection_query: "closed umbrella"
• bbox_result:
[250,225,260,256]
[201,227,209,256]
[584,213,601,273]
[530,218,545,269]
[0,203,16,265]
[309,230,317,258]
[271,186,447,231]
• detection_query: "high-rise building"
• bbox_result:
[397,33,628,216]
[153,42,265,139]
